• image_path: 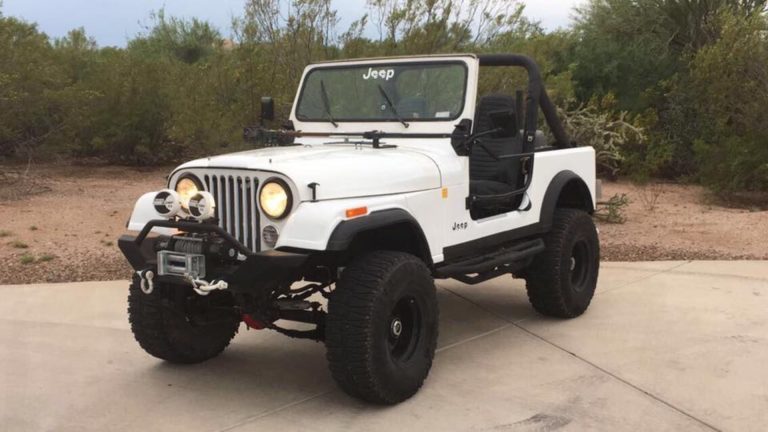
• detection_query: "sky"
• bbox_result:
[1,0,583,47]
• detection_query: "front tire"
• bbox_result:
[128,277,241,364]
[326,251,439,404]
[525,209,600,318]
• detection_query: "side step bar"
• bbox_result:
[434,238,545,285]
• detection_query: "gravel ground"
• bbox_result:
[598,181,767,261]
[1,164,168,285]
[1,164,765,284]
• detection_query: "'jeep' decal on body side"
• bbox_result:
[362,67,395,81]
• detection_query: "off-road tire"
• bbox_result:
[128,277,240,364]
[326,251,439,404]
[525,209,599,318]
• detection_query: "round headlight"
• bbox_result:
[153,189,181,217]
[259,180,291,219]
[175,176,201,210]
[187,191,216,221]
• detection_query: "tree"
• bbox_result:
[131,10,223,64]
[0,15,64,159]
[688,11,768,192]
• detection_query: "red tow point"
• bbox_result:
[242,314,267,330]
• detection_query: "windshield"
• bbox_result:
[295,62,468,123]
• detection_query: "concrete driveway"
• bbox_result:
[0,261,766,432]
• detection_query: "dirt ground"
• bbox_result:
[1,164,766,284]
[1,165,169,285]
[598,182,767,261]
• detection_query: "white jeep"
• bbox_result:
[119,53,599,404]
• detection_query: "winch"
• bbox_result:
[156,233,244,260]
[154,232,245,281]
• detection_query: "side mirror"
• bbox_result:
[260,97,275,123]
[489,110,517,138]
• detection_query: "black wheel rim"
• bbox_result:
[569,240,590,291]
[387,296,421,362]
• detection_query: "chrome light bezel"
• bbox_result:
[175,174,203,211]
[259,178,293,220]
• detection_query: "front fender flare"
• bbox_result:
[326,208,431,262]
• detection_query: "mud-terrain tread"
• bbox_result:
[525,209,599,318]
[127,278,239,364]
[326,251,438,404]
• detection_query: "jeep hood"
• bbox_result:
[177,145,441,201]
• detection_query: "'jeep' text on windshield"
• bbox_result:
[362,67,395,81]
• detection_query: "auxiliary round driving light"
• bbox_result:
[187,191,216,220]
[153,189,181,217]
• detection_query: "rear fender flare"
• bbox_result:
[540,171,594,230]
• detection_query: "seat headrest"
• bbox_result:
[475,94,516,134]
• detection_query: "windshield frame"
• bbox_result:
[294,60,470,124]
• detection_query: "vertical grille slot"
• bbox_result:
[203,172,260,252]
[251,178,260,251]
[234,177,242,242]
[227,176,235,236]
[244,178,253,249]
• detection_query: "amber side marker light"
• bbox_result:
[345,206,368,219]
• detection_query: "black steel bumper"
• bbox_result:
[118,219,308,289]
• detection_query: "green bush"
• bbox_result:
[688,12,768,193]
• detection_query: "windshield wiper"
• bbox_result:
[377,84,410,128]
[319,80,338,128]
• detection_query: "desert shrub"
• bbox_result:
[595,193,630,224]
[688,12,768,193]
[561,97,646,178]
[636,182,665,212]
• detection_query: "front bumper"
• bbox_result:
[118,219,308,291]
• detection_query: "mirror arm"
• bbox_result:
[462,128,503,152]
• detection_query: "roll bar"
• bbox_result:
[477,54,572,150]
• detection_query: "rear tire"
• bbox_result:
[128,277,240,364]
[525,209,600,318]
[326,251,439,404]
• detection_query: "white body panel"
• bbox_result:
[172,145,441,202]
[277,189,446,263]
[130,145,595,264]
[272,145,595,263]
[126,54,597,265]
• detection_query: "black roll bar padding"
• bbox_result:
[134,219,253,256]
[477,54,572,150]
[515,90,525,134]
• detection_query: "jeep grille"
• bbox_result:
[203,174,260,252]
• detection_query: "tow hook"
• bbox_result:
[187,277,229,296]
[137,269,155,294]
